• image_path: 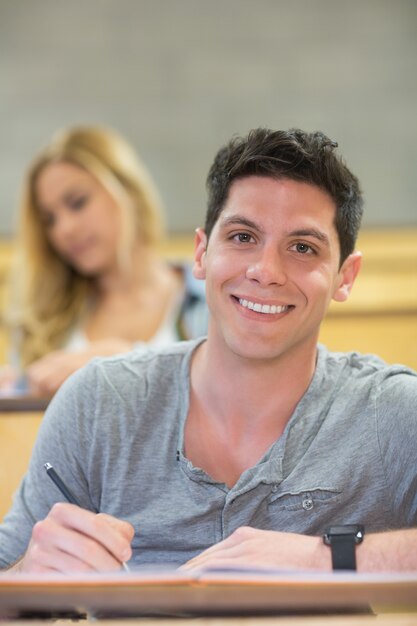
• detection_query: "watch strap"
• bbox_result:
[323,525,364,571]
[328,533,357,570]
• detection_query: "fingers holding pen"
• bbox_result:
[21,503,134,574]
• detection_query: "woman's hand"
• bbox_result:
[26,339,132,396]
[20,503,134,573]
[0,365,20,392]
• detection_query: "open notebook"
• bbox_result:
[1,567,416,618]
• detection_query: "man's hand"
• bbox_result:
[19,503,134,573]
[182,526,331,572]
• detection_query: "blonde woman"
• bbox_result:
[0,126,207,396]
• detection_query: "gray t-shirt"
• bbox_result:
[1,339,416,568]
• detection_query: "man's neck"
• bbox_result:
[192,335,317,427]
[185,335,318,487]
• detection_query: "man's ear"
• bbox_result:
[193,228,208,280]
[332,251,362,302]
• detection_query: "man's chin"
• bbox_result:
[227,338,288,363]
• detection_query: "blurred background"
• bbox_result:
[0,0,416,370]
[0,0,416,234]
[0,0,417,518]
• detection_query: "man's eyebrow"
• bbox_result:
[287,229,330,246]
[220,215,265,234]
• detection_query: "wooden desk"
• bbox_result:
[0,611,416,625]
[1,613,417,626]
[0,411,43,521]
[76,617,417,625]
[0,569,416,619]
[70,617,416,625]
[95,617,415,624]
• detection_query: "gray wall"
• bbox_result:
[1,0,416,236]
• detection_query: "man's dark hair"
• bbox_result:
[205,128,363,264]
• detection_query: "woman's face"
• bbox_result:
[35,161,123,276]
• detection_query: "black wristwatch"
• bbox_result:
[323,525,364,571]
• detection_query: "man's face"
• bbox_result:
[193,175,361,363]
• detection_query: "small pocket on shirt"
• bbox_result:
[269,488,341,512]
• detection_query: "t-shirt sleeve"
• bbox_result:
[375,369,417,527]
[0,363,99,569]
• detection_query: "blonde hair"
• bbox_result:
[8,126,165,366]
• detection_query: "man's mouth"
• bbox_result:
[238,298,292,315]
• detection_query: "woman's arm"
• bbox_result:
[25,339,133,396]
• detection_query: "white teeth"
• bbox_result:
[238,299,289,315]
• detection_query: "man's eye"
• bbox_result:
[234,233,253,243]
[294,242,314,254]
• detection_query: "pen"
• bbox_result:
[44,462,79,504]
[44,462,130,571]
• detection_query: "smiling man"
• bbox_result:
[1,128,416,574]
[186,174,361,490]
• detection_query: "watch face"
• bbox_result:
[323,525,364,571]
[324,525,364,543]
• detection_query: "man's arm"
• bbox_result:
[357,527,417,571]
[182,526,417,572]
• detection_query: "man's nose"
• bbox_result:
[245,247,287,286]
